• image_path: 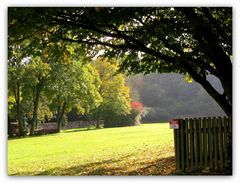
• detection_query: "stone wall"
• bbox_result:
[40,123,58,129]
[62,121,97,129]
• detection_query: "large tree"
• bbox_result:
[8,7,232,116]
[46,60,102,132]
[8,58,25,136]
[90,58,132,128]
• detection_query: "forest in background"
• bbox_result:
[126,73,225,122]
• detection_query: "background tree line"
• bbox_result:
[8,43,137,136]
[126,73,225,122]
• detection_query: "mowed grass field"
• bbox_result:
[8,123,175,176]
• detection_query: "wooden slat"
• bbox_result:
[176,128,180,171]
[202,117,208,168]
[180,119,185,171]
[189,118,194,168]
[173,129,179,171]
[218,117,223,169]
[229,116,232,166]
[185,118,189,170]
[198,117,203,168]
[194,118,199,168]
[213,117,218,169]
[208,117,213,169]
[223,116,228,166]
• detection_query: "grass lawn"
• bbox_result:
[8,123,175,176]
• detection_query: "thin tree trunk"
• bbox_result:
[15,82,24,136]
[57,100,67,132]
[96,120,100,128]
[30,102,38,135]
[30,79,44,135]
[8,116,14,137]
[56,103,61,132]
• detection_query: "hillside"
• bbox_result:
[127,73,225,122]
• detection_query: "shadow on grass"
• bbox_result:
[63,127,102,133]
[8,133,60,140]
[8,128,101,140]
[11,155,176,176]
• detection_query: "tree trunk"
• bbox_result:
[182,61,232,116]
[57,100,67,133]
[30,79,44,135]
[179,7,232,115]
[96,120,100,128]
[30,103,38,135]
[16,101,24,136]
[56,104,61,132]
[95,108,101,129]
[8,116,14,137]
[15,82,25,136]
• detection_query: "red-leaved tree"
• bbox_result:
[130,101,145,125]
[131,101,144,112]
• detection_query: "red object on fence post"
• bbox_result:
[169,119,180,129]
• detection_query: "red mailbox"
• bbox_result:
[169,119,180,129]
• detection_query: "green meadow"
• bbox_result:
[8,123,175,176]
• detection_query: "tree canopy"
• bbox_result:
[90,58,132,128]
[8,7,232,116]
[46,60,102,132]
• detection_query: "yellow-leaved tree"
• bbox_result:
[90,58,133,128]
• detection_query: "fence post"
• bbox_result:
[174,128,180,171]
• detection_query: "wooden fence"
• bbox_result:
[173,116,232,172]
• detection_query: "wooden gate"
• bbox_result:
[173,116,232,172]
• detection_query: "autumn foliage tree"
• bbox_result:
[90,58,133,128]
[130,101,150,125]
[131,101,144,112]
